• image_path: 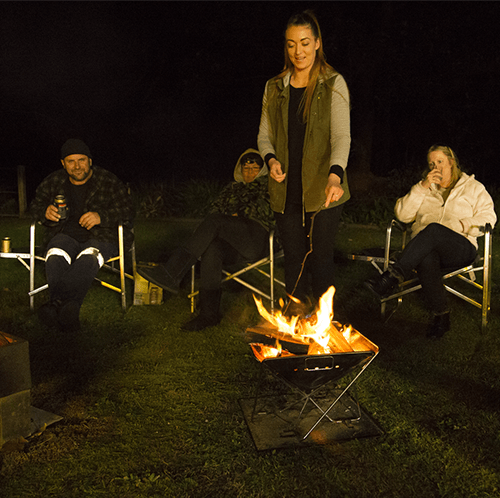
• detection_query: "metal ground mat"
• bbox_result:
[239,388,384,451]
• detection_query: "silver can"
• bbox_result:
[54,195,68,220]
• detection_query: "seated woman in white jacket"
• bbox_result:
[365,144,497,339]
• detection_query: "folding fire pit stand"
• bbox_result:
[239,330,383,451]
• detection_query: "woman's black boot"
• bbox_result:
[364,271,399,297]
[426,311,450,339]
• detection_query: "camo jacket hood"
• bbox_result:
[208,149,275,231]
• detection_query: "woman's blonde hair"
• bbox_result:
[425,144,463,185]
[276,10,337,122]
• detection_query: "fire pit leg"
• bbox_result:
[253,357,365,435]
[305,392,343,424]
[301,357,376,440]
[279,388,338,426]
[250,361,270,422]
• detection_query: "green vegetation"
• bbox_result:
[135,179,224,219]
[0,213,499,497]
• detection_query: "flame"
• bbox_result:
[251,286,377,359]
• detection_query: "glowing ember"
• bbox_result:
[0,333,16,347]
[251,343,296,362]
[251,286,377,358]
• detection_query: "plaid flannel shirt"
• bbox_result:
[30,165,134,248]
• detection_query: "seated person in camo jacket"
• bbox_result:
[30,139,134,332]
[137,149,275,331]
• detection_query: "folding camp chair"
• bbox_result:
[28,221,136,311]
[189,229,285,314]
[351,219,493,331]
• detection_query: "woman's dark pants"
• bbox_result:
[274,204,343,302]
[395,223,477,314]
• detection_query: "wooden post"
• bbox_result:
[17,165,27,218]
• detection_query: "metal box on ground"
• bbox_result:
[0,332,32,447]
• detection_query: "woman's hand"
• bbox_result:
[422,168,443,189]
[269,158,286,183]
[325,174,344,207]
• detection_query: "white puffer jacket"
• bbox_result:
[395,173,497,249]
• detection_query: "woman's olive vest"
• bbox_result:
[266,73,350,213]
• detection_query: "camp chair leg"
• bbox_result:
[28,222,135,312]
[189,230,285,314]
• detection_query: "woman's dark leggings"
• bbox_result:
[395,223,477,314]
[274,204,343,302]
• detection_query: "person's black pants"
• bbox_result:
[395,223,477,314]
[274,204,343,302]
[183,213,268,291]
[45,234,118,305]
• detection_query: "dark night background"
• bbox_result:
[1,1,499,202]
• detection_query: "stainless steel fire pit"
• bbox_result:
[239,326,383,450]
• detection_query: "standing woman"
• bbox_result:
[258,10,351,310]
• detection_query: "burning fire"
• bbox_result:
[251,286,377,359]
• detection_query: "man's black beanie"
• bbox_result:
[60,139,92,160]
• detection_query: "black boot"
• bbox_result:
[37,299,62,328]
[136,247,197,294]
[181,289,221,331]
[58,299,81,333]
[426,311,450,339]
[364,270,400,297]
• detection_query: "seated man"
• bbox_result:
[137,149,275,331]
[30,138,134,331]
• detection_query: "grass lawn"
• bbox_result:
[0,216,499,498]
